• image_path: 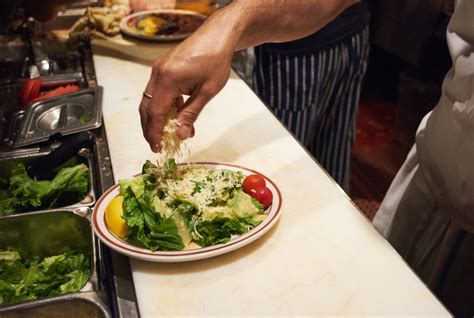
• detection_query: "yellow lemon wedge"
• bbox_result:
[105,195,127,239]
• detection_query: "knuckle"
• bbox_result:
[160,68,176,84]
[199,85,217,99]
[201,79,226,99]
[180,109,199,123]
[214,76,228,91]
[151,58,164,73]
[153,61,175,81]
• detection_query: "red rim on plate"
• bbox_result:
[92,162,282,262]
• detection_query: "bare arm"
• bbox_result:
[229,0,359,49]
[140,0,359,151]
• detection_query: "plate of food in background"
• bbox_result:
[119,9,206,41]
[92,158,282,262]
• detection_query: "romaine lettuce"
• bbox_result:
[0,163,89,216]
[0,250,90,305]
[196,218,250,247]
[119,160,267,251]
[122,186,184,251]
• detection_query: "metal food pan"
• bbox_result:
[41,72,85,87]
[13,87,102,148]
[0,148,96,215]
[0,291,111,318]
[0,209,102,307]
[3,110,24,145]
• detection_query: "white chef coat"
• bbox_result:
[373,0,474,314]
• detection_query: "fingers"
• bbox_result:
[139,95,150,139]
[140,53,227,150]
[149,87,179,152]
[176,85,215,140]
[140,73,178,152]
[175,96,194,136]
[175,95,185,111]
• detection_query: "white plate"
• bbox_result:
[119,9,206,41]
[92,162,282,262]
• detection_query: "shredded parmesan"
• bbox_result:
[157,165,243,212]
[158,107,186,164]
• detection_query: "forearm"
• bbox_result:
[140,0,360,150]
[200,0,359,51]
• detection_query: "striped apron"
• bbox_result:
[252,26,370,190]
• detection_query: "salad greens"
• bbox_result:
[0,250,90,305]
[119,158,266,251]
[0,163,89,216]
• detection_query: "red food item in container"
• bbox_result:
[18,78,43,107]
[31,84,80,103]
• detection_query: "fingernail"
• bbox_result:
[177,125,192,140]
[151,143,161,153]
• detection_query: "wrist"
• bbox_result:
[198,1,252,54]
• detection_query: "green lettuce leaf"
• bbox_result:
[163,158,177,177]
[0,251,20,263]
[0,163,89,215]
[0,190,15,216]
[0,250,90,305]
[59,270,90,293]
[142,160,158,175]
[122,185,184,251]
[196,218,250,247]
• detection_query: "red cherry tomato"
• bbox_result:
[253,187,273,209]
[242,174,266,194]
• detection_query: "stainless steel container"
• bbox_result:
[0,208,98,291]
[0,208,110,316]
[13,87,103,148]
[0,148,96,215]
[0,291,111,318]
[0,31,138,317]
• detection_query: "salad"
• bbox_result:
[0,161,89,216]
[0,250,90,305]
[114,159,271,251]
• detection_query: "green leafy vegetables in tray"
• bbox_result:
[120,159,267,251]
[0,250,90,305]
[0,162,89,216]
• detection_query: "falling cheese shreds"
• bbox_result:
[158,107,184,164]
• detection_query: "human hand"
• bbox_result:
[139,17,235,152]
[140,0,354,152]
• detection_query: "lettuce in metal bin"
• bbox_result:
[0,163,89,216]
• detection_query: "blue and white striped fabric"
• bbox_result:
[253,27,370,190]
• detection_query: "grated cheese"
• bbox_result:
[158,107,185,164]
[158,165,243,213]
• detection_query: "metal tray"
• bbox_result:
[0,148,96,214]
[41,72,84,87]
[3,109,24,145]
[13,87,103,148]
[0,291,111,318]
[0,209,102,306]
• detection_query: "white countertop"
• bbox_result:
[92,42,450,317]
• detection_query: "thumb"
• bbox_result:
[176,86,214,140]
